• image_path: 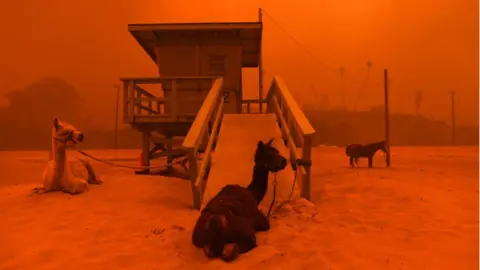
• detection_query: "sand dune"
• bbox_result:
[0,146,478,269]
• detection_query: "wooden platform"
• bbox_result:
[201,113,299,210]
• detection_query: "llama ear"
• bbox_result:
[53,117,59,129]
[257,140,264,149]
[266,138,274,146]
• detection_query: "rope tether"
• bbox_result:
[73,147,198,171]
[266,158,312,219]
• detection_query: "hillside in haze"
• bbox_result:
[1,0,478,150]
[0,0,478,130]
[0,77,477,150]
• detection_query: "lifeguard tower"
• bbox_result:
[121,22,263,172]
[121,16,315,210]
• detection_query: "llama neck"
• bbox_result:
[252,164,269,187]
[55,142,67,165]
[247,163,270,204]
[372,144,384,154]
[52,139,68,186]
[50,129,55,161]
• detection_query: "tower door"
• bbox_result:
[200,45,242,114]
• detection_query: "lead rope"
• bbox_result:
[266,158,312,219]
[266,173,278,218]
[266,169,296,219]
[72,147,197,171]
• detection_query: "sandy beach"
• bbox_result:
[0,146,478,270]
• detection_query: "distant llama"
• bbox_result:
[345,140,388,168]
[192,138,287,262]
[34,117,102,194]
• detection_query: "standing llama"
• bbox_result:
[35,117,102,194]
[345,140,388,168]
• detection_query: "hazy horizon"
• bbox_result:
[1,0,478,129]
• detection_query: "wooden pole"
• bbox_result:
[339,67,346,111]
[450,91,456,145]
[114,84,120,158]
[258,8,264,113]
[383,69,391,167]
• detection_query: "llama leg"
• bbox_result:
[253,209,270,231]
[368,157,373,168]
[221,243,240,262]
[228,217,257,254]
[349,157,355,167]
[192,213,210,248]
[81,159,102,185]
[237,230,257,254]
[63,177,88,195]
[355,158,359,167]
[41,161,57,192]
[235,227,257,254]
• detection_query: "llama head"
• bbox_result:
[378,140,388,154]
[52,117,84,146]
[255,138,287,173]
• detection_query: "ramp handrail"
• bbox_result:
[182,78,225,209]
[266,76,316,200]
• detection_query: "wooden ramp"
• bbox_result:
[201,113,299,210]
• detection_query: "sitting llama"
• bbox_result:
[192,138,288,262]
[35,117,102,194]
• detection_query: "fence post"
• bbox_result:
[187,149,202,210]
[301,135,312,200]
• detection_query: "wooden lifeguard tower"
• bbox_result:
[121,21,263,174]
[121,15,315,210]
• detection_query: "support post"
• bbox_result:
[139,131,151,174]
[237,50,243,113]
[258,8,264,113]
[450,91,456,145]
[339,67,347,111]
[187,149,202,210]
[166,136,173,172]
[171,79,178,119]
[128,81,135,122]
[301,135,312,200]
[128,80,135,123]
[383,69,391,167]
[122,82,129,122]
[114,84,120,158]
[135,87,142,115]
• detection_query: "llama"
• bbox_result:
[345,140,388,168]
[36,117,102,194]
[192,138,287,262]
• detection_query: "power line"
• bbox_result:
[261,9,339,76]
[260,8,384,87]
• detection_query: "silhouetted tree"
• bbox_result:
[0,77,86,149]
[4,77,85,124]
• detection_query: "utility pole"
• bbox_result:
[339,67,346,111]
[258,8,264,113]
[450,91,456,145]
[383,69,391,167]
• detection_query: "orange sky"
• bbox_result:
[0,0,478,127]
